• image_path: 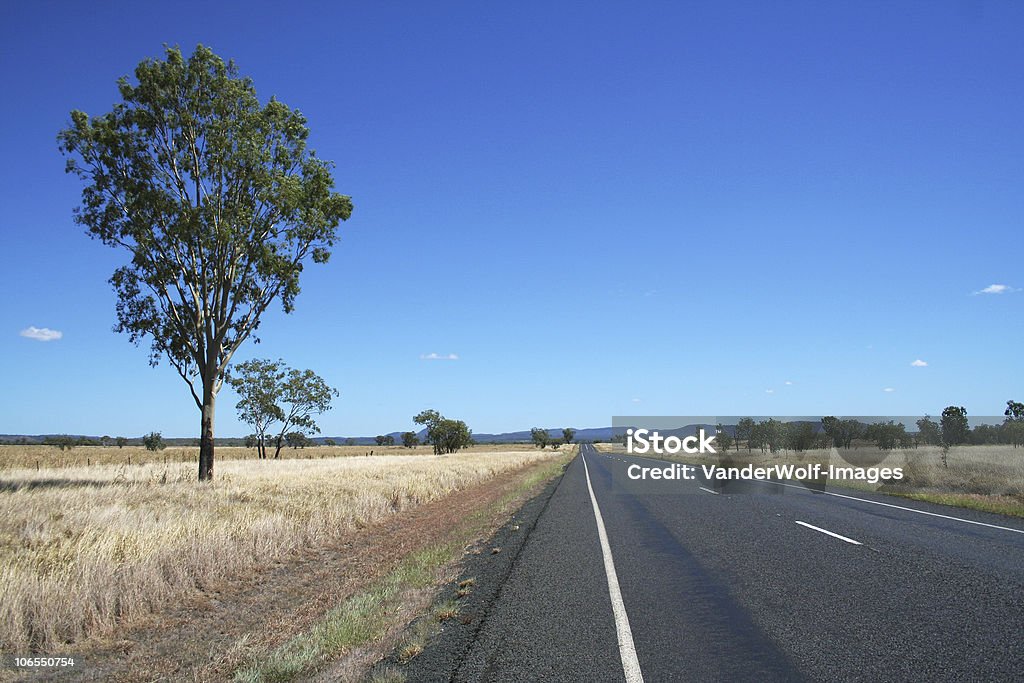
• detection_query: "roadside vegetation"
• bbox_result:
[0,448,559,653]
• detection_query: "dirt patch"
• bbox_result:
[35,459,556,682]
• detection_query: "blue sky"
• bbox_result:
[1,1,1021,437]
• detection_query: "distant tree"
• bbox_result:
[1002,400,1024,448]
[58,45,353,481]
[100,435,112,447]
[915,416,942,446]
[562,428,576,444]
[866,421,910,450]
[324,438,336,447]
[244,434,258,449]
[142,431,166,451]
[550,439,563,449]
[735,418,755,452]
[375,435,387,446]
[228,359,285,460]
[941,406,969,446]
[715,423,733,453]
[384,435,395,446]
[115,436,128,449]
[285,432,309,449]
[344,438,356,446]
[785,422,816,452]
[401,431,419,448]
[46,435,76,451]
[531,428,550,449]
[414,410,472,455]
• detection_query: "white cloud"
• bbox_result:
[910,359,928,367]
[631,398,642,403]
[20,326,62,342]
[974,284,1017,295]
[883,387,896,393]
[765,389,775,394]
[784,380,793,386]
[420,352,459,361]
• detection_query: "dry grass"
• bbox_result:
[0,448,561,653]
[0,442,541,471]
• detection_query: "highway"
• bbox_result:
[407,444,1024,681]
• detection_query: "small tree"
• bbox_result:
[736,418,755,452]
[244,434,258,449]
[285,432,309,449]
[941,406,969,446]
[401,431,419,448]
[916,416,941,446]
[1003,400,1024,448]
[531,428,550,449]
[324,438,336,447]
[115,436,128,448]
[142,431,166,451]
[414,410,472,455]
[375,435,387,446]
[562,428,576,444]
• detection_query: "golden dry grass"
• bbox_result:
[0,442,542,470]
[0,448,561,653]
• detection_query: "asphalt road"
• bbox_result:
[413,444,1024,682]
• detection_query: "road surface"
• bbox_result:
[408,444,1024,681]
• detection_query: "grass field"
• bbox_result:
[0,446,561,653]
[0,443,542,471]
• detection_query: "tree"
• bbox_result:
[715,423,733,453]
[414,410,472,455]
[562,428,576,444]
[46,435,76,451]
[285,432,309,449]
[228,359,338,459]
[941,406,969,446]
[375,435,387,446]
[324,438,336,447]
[735,418,754,452]
[228,359,285,459]
[915,416,941,446]
[244,434,258,449]
[401,431,419,448]
[531,428,550,449]
[1003,400,1024,448]
[100,435,112,446]
[142,431,166,451]
[115,436,128,448]
[58,45,352,481]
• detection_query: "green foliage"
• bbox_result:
[530,428,550,449]
[58,44,352,481]
[285,432,309,449]
[865,421,911,450]
[401,431,419,448]
[941,406,969,446]
[115,436,128,448]
[45,435,76,451]
[715,424,734,452]
[142,431,166,451]
[735,418,754,452]
[228,359,337,458]
[915,416,941,446]
[413,410,472,455]
[562,428,575,444]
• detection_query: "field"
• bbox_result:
[0,443,542,471]
[0,445,562,654]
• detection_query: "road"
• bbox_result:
[420,444,1024,681]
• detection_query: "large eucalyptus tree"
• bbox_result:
[59,45,352,481]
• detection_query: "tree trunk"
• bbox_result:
[198,383,216,481]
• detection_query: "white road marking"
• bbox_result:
[698,486,720,495]
[775,482,1024,535]
[581,449,645,683]
[795,520,862,545]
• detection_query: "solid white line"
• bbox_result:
[795,520,862,545]
[775,482,1024,535]
[581,451,645,683]
[698,486,720,495]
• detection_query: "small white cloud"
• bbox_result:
[420,352,459,361]
[631,398,642,403]
[20,326,62,342]
[974,284,1017,295]
[765,389,775,394]
[883,387,896,393]
[784,380,793,386]
[910,359,928,367]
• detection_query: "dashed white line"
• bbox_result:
[698,486,720,495]
[581,450,645,683]
[775,482,1024,535]
[795,520,862,545]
